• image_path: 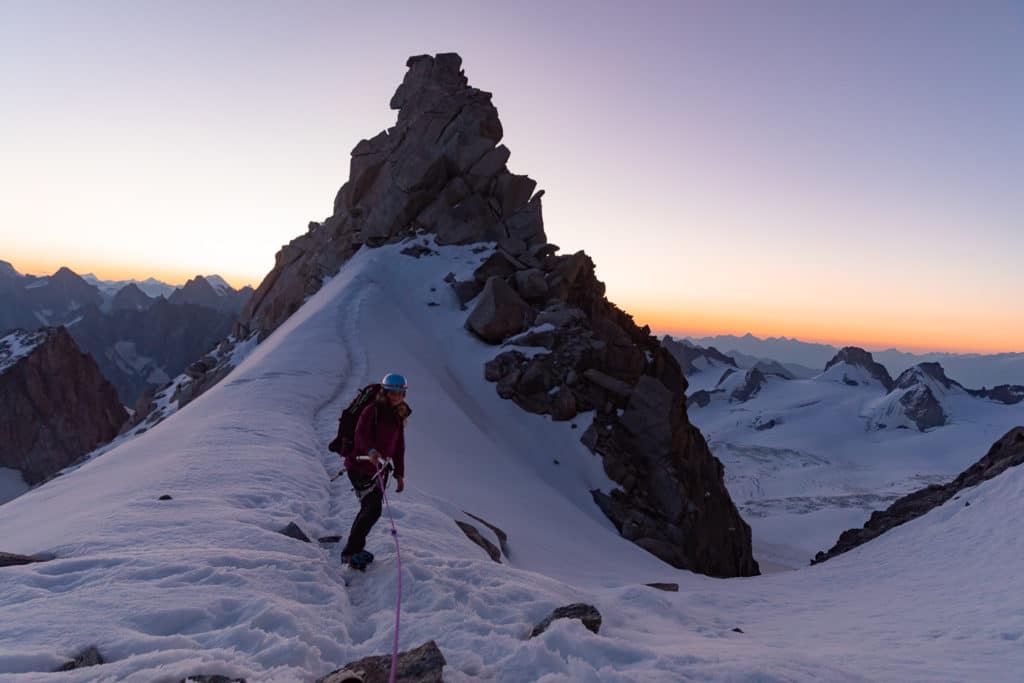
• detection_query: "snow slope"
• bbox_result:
[0,240,1020,682]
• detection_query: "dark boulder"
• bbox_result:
[316,640,446,683]
[465,277,534,344]
[56,646,104,672]
[529,603,602,638]
[455,520,502,563]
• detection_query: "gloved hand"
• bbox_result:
[395,477,405,493]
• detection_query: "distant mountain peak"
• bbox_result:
[823,346,895,391]
[203,275,233,295]
[0,260,20,278]
[50,266,89,285]
[895,362,962,392]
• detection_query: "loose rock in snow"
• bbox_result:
[400,244,437,258]
[455,520,501,563]
[56,646,104,671]
[529,603,602,638]
[0,551,48,567]
[278,522,311,543]
[646,582,679,592]
[159,494,173,500]
[316,640,446,683]
[463,510,509,556]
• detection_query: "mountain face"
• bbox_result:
[236,53,757,577]
[866,363,967,431]
[812,426,1024,564]
[110,282,155,312]
[0,327,127,484]
[65,298,236,406]
[168,275,250,314]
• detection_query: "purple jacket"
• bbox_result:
[345,399,408,478]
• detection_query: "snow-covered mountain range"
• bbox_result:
[1,264,251,405]
[684,332,1024,388]
[676,341,1024,570]
[1,53,1021,682]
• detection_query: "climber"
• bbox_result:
[336,373,411,569]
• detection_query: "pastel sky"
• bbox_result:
[2,1,1022,354]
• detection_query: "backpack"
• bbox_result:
[328,383,382,455]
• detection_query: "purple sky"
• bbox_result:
[2,1,1022,352]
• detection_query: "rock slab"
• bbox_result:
[316,640,446,683]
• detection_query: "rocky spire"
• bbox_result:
[239,53,544,339]
[235,54,758,577]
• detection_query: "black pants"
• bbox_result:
[341,470,385,556]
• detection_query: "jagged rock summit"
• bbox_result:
[240,52,543,340]
[237,53,757,577]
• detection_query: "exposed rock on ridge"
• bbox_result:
[0,327,127,484]
[812,426,1024,564]
[478,249,758,576]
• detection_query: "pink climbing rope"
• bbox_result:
[372,461,402,683]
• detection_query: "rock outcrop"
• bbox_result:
[822,346,895,391]
[0,327,127,484]
[968,384,1024,405]
[731,368,767,403]
[234,53,757,578]
[812,426,1024,564]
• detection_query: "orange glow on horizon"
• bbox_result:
[6,255,258,291]
[627,302,1023,356]
[7,257,1021,356]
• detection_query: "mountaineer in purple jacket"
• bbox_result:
[340,373,411,567]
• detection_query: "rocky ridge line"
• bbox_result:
[812,426,1024,564]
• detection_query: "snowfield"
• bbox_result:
[687,352,1024,570]
[0,240,1021,682]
